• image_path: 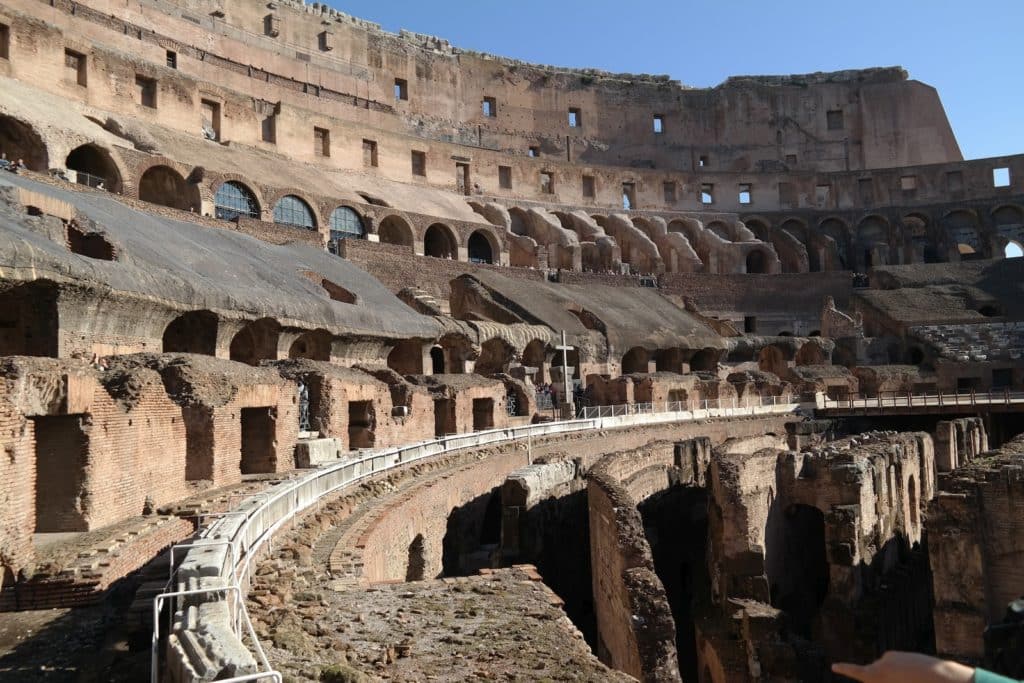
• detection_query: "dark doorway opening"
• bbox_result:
[472,398,494,431]
[430,347,445,374]
[766,504,829,639]
[33,415,89,532]
[239,408,276,474]
[406,534,426,582]
[434,399,456,437]
[347,400,376,449]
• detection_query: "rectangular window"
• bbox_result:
[135,75,157,108]
[64,49,87,87]
[827,109,844,131]
[411,150,426,176]
[201,99,221,141]
[456,163,470,195]
[653,115,664,134]
[0,24,9,60]
[622,182,637,210]
[540,171,554,194]
[663,181,676,204]
[946,171,964,192]
[698,155,708,168]
[528,146,539,158]
[744,316,757,333]
[166,50,177,69]
[482,96,497,118]
[900,175,918,193]
[858,178,874,203]
[362,139,378,167]
[260,115,276,143]
[568,108,581,128]
[394,78,408,101]
[264,13,281,37]
[582,175,595,199]
[700,183,714,205]
[785,153,798,168]
[314,127,330,157]
[738,183,752,205]
[778,182,797,207]
[498,165,512,189]
[815,184,832,207]
[994,167,1011,187]
[319,30,334,52]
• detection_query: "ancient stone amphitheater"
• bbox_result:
[0,1,1022,681]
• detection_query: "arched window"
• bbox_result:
[467,230,494,264]
[214,181,259,221]
[329,206,364,242]
[1006,241,1023,259]
[273,195,316,230]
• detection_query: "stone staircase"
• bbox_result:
[398,286,450,317]
[912,322,1024,362]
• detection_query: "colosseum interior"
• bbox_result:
[0,1,1022,681]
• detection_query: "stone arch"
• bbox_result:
[162,311,217,355]
[288,329,332,361]
[229,318,281,366]
[993,205,1024,257]
[475,337,516,376]
[430,346,446,374]
[424,223,459,259]
[795,342,827,366]
[621,346,650,374]
[856,215,892,269]
[1005,239,1024,259]
[0,115,49,171]
[272,194,318,230]
[942,209,985,260]
[689,348,720,373]
[742,217,771,243]
[522,339,549,384]
[378,214,415,248]
[213,179,261,221]
[745,249,768,274]
[387,339,425,375]
[468,229,497,264]
[65,144,123,193]
[706,220,732,242]
[758,345,788,377]
[328,206,365,241]
[655,347,686,374]
[508,207,531,237]
[902,212,941,264]
[438,333,476,374]
[138,165,200,212]
[818,217,851,270]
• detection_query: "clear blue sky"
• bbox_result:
[327,1,1023,161]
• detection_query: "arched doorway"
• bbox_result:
[288,330,331,361]
[229,318,280,366]
[162,311,217,355]
[214,181,260,221]
[522,339,548,384]
[758,345,788,377]
[328,206,364,252]
[1005,241,1023,259]
[424,223,458,259]
[138,165,200,212]
[387,339,424,375]
[689,348,719,373]
[856,216,890,269]
[430,347,446,374]
[378,215,414,247]
[475,338,515,376]
[746,250,767,274]
[621,347,650,374]
[273,195,316,230]
[467,230,495,264]
[66,144,122,192]
[0,115,48,171]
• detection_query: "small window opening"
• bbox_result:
[815,184,831,207]
[319,30,334,51]
[540,171,554,194]
[394,78,408,101]
[135,75,157,108]
[362,139,378,167]
[65,49,87,87]
[826,109,844,131]
[785,154,798,168]
[260,115,276,143]
[858,178,874,203]
[263,13,281,37]
[498,165,512,190]
[313,127,330,157]
[900,175,918,193]
[622,182,637,210]
[663,181,677,204]
[698,155,708,168]
[700,183,714,205]
[201,99,221,141]
[744,316,757,333]
[482,96,497,118]
[653,115,664,134]
[946,171,964,192]
[0,24,9,60]
[994,167,1011,188]
[528,146,539,158]
[739,183,752,205]
[582,175,595,199]
[568,108,581,128]
[166,50,177,69]
[411,150,426,177]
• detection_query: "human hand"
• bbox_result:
[832,651,975,683]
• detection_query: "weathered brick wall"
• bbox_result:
[0,378,35,585]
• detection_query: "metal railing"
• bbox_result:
[820,388,1024,410]
[158,399,799,681]
[576,395,793,420]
